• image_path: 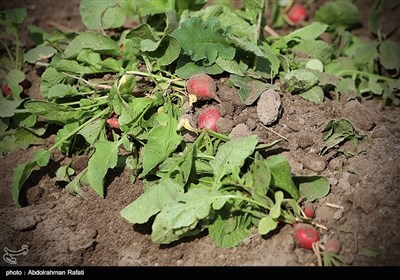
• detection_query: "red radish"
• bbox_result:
[293,223,319,250]
[325,238,342,254]
[287,3,307,25]
[186,73,220,102]
[2,84,11,96]
[107,116,120,129]
[303,203,315,218]
[197,107,221,132]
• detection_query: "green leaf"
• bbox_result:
[76,49,102,68]
[258,215,278,235]
[79,0,125,30]
[55,122,80,154]
[120,178,184,224]
[78,119,106,145]
[294,175,330,202]
[228,75,271,105]
[56,163,75,183]
[65,168,87,197]
[292,39,332,64]
[285,22,328,41]
[33,149,51,167]
[226,34,263,57]
[63,31,120,58]
[379,40,400,74]
[2,8,27,24]
[140,35,180,66]
[281,69,319,94]
[0,127,45,154]
[53,59,98,75]
[210,135,259,189]
[86,140,120,197]
[368,78,383,95]
[306,59,324,72]
[265,155,299,200]
[0,98,23,118]
[25,101,83,124]
[208,209,253,248]
[12,161,37,207]
[151,188,229,244]
[172,17,235,65]
[141,112,182,176]
[24,45,56,64]
[270,191,284,219]
[175,58,223,78]
[248,152,271,196]
[0,118,8,133]
[138,0,174,16]
[48,84,78,99]
[11,149,50,207]
[215,57,247,76]
[315,1,359,28]
[39,67,69,98]
[321,118,364,155]
[299,86,324,103]
[358,247,382,258]
[6,69,25,96]
[368,0,383,35]
[117,74,136,95]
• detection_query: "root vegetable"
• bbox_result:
[2,84,11,96]
[186,73,220,102]
[287,3,307,25]
[197,107,221,132]
[293,223,319,250]
[107,116,120,129]
[325,238,342,254]
[303,203,315,218]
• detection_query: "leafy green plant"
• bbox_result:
[1,0,398,248]
[321,118,366,155]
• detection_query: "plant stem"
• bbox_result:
[48,108,109,153]
[15,31,21,70]
[336,69,393,82]
[0,38,14,64]
[206,129,230,141]
[125,70,186,87]
[225,194,270,210]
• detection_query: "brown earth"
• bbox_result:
[1,0,400,267]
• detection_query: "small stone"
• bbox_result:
[216,117,234,134]
[9,215,37,231]
[242,237,252,245]
[347,173,359,186]
[301,153,327,172]
[229,123,253,139]
[333,209,344,220]
[371,125,390,139]
[257,89,282,126]
[342,100,375,131]
[328,177,338,186]
[176,260,184,266]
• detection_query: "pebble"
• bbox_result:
[333,209,344,220]
[229,123,253,139]
[257,89,282,126]
[301,153,327,172]
[342,100,375,131]
[9,215,37,231]
[371,125,390,139]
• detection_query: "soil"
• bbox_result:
[1,0,400,267]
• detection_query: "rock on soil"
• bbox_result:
[342,100,376,131]
[257,89,282,126]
